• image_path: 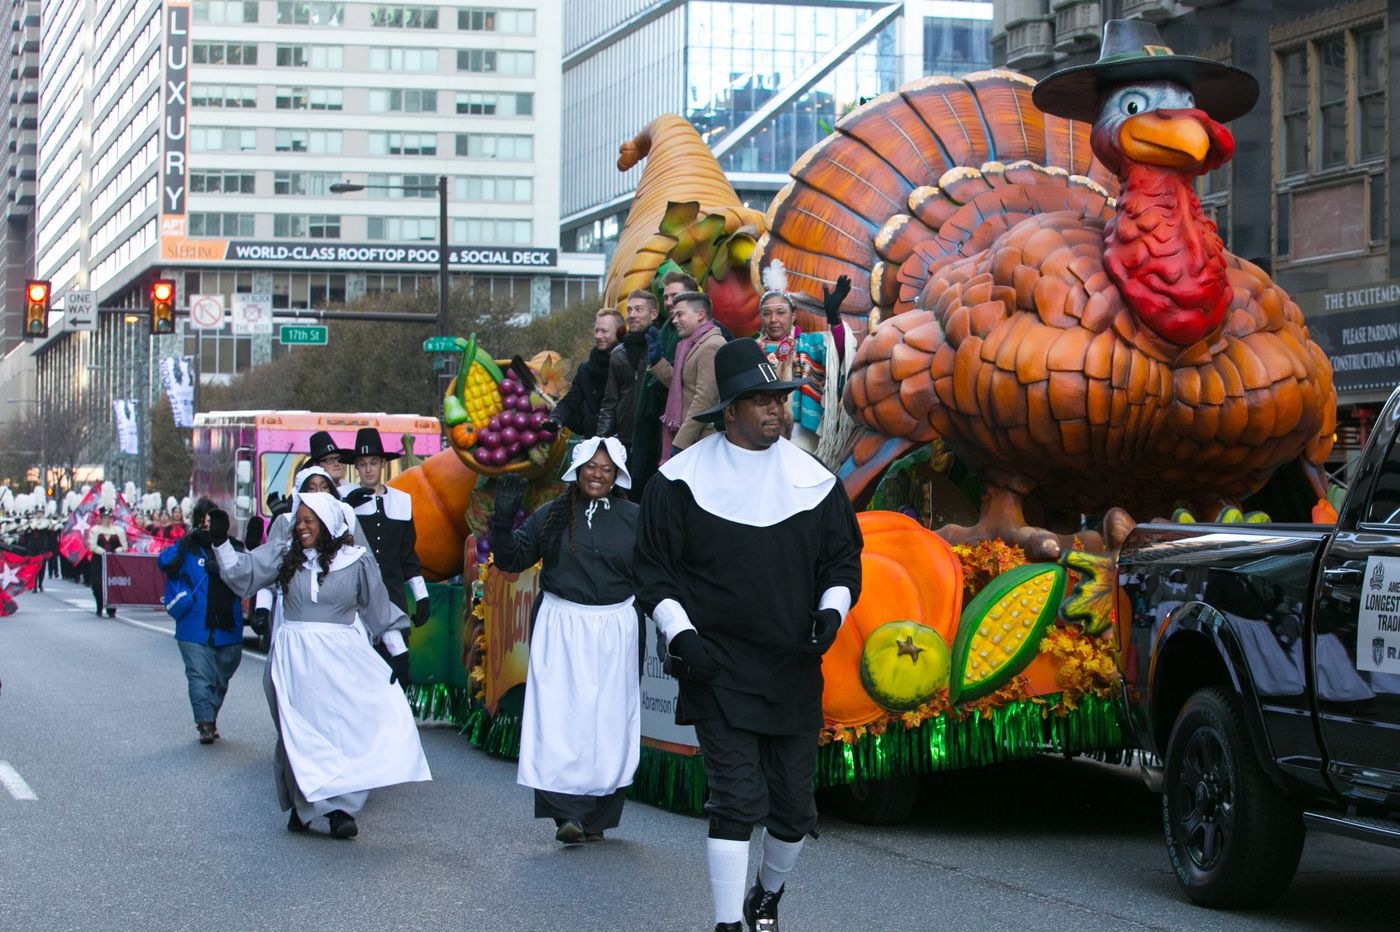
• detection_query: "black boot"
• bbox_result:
[554,819,585,844]
[743,880,783,932]
[196,722,217,744]
[327,809,358,839]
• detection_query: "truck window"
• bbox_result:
[1366,430,1400,525]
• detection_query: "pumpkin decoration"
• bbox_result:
[821,511,963,728]
[950,563,1066,703]
[389,448,479,582]
[859,621,950,712]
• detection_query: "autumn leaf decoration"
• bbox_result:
[1058,549,1115,636]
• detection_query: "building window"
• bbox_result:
[368,47,439,71]
[274,214,342,238]
[189,212,255,236]
[1356,26,1385,162]
[922,15,992,76]
[276,2,343,25]
[368,132,437,156]
[367,173,438,197]
[454,218,531,245]
[1279,47,1307,177]
[275,87,344,110]
[458,7,533,33]
[275,129,343,154]
[190,84,258,108]
[274,172,342,196]
[193,1,259,23]
[367,216,438,240]
[1317,36,1347,169]
[455,133,532,160]
[190,170,256,194]
[368,89,438,113]
[276,45,344,68]
[455,176,532,202]
[455,91,532,116]
[192,42,259,66]
[370,5,439,28]
[190,127,258,152]
[456,49,533,75]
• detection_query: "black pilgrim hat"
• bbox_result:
[693,339,808,425]
[1031,19,1258,125]
[338,427,400,463]
[307,430,342,464]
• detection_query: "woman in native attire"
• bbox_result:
[210,492,429,838]
[491,438,641,844]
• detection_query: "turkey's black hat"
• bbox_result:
[338,428,400,463]
[1032,19,1259,125]
[693,339,808,425]
[307,430,342,464]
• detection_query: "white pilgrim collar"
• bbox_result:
[659,433,834,527]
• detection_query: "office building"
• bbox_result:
[0,0,39,358]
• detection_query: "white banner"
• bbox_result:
[158,355,196,428]
[1358,556,1400,674]
[112,399,140,456]
[232,293,273,334]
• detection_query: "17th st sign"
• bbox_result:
[160,1,191,233]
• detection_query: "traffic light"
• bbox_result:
[24,279,50,338]
[150,279,175,335]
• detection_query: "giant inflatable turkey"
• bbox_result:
[757,20,1336,558]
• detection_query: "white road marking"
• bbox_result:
[0,761,37,800]
[112,612,267,663]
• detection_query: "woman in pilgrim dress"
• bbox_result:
[491,437,641,844]
[209,492,430,838]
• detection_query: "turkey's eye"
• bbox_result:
[1121,92,1149,116]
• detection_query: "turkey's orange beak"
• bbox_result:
[1119,111,1211,170]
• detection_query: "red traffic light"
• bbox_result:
[27,281,48,303]
[152,282,174,302]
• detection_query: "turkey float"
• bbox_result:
[759,20,1336,558]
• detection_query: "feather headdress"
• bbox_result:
[760,260,794,307]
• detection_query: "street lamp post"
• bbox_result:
[330,175,450,337]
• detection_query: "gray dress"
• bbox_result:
[216,540,421,821]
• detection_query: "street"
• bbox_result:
[3,579,1400,932]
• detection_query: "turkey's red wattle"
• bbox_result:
[1103,163,1229,345]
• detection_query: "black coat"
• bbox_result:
[348,486,421,611]
[552,347,612,438]
[597,331,650,443]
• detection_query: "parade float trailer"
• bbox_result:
[392,52,1345,825]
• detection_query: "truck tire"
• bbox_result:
[1162,687,1304,908]
[817,775,921,826]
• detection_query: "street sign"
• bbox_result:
[188,294,225,330]
[423,336,459,352]
[279,324,328,346]
[232,293,273,334]
[63,290,96,331]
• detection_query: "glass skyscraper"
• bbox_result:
[562,1,993,254]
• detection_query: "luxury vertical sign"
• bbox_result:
[160,1,191,239]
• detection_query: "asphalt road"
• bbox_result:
[3,579,1400,931]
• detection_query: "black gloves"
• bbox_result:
[266,493,292,517]
[412,599,431,627]
[208,510,230,547]
[665,629,720,682]
[492,475,528,527]
[343,487,375,509]
[801,608,842,655]
[822,274,852,327]
[182,529,210,550]
[388,652,412,686]
[250,608,270,636]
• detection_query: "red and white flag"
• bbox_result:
[0,550,46,617]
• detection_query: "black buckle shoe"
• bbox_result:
[327,810,358,839]
[554,820,585,844]
[287,810,309,833]
[743,880,783,932]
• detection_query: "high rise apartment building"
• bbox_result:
[0,0,39,356]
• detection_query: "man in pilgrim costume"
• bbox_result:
[635,340,863,932]
[210,492,429,837]
[339,427,431,628]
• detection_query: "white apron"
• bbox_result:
[270,617,431,802]
[518,592,641,796]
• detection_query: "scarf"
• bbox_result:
[660,319,715,461]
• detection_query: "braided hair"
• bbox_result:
[274,514,353,594]
[537,483,580,558]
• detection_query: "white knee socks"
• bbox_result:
[758,829,804,893]
[707,837,749,925]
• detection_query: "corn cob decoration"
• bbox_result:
[950,563,1066,703]
[442,334,505,430]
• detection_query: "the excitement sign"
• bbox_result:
[1295,279,1400,394]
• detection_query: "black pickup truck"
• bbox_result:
[1117,385,1400,908]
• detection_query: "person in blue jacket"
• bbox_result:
[159,496,246,745]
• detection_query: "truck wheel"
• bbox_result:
[817,775,920,826]
[1162,687,1303,908]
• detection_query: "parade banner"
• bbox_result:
[482,564,537,715]
[158,356,196,428]
[112,400,140,455]
[102,553,166,607]
[405,582,470,689]
[641,623,698,750]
